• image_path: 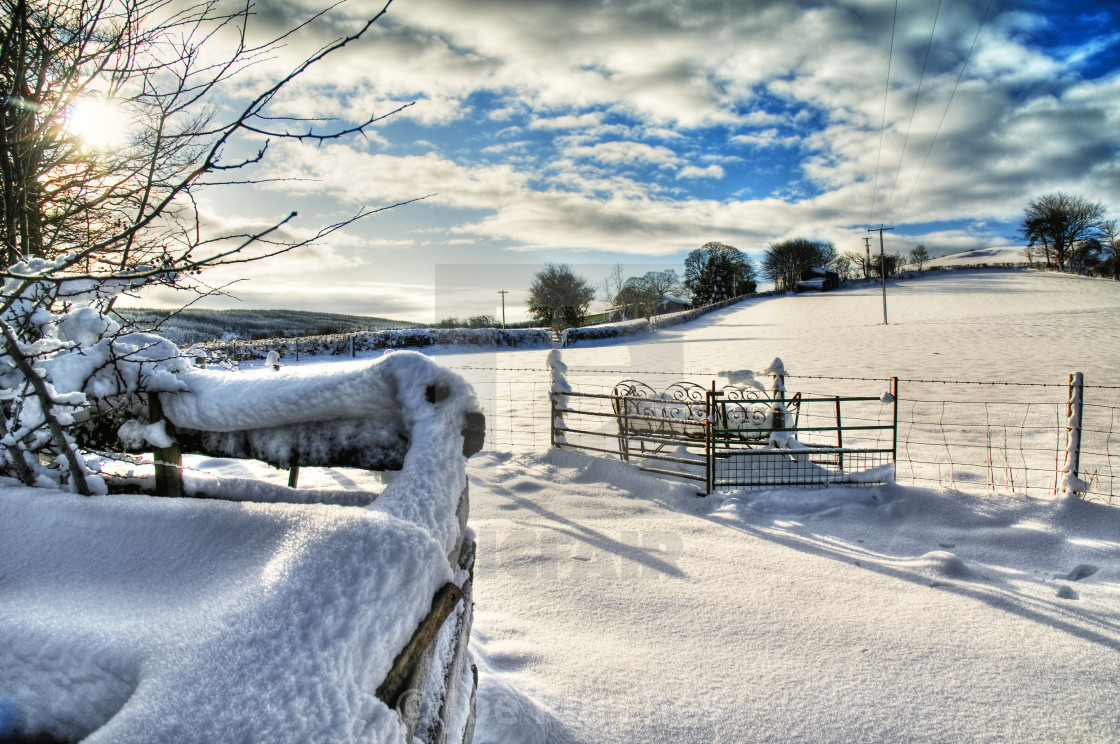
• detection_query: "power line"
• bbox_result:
[893,0,995,226]
[869,0,900,223]
[882,0,944,222]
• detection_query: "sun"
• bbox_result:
[66,97,133,150]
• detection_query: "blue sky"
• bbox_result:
[133,0,1120,322]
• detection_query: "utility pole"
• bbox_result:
[498,290,509,329]
[867,226,894,324]
[863,237,872,281]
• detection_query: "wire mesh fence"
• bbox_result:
[448,364,1118,504]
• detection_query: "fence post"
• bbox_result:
[148,393,183,497]
[706,382,715,494]
[891,377,899,467]
[834,396,844,472]
[1063,372,1084,495]
[771,364,785,432]
[550,393,557,448]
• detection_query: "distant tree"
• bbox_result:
[527,263,595,332]
[606,269,684,319]
[642,269,684,307]
[1070,238,1104,276]
[613,277,660,319]
[872,252,906,279]
[762,238,836,293]
[599,262,625,304]
[909,244,931,271]
[437,317,462,328]
[841,250,872,280]
[466,314,498,329]
[684,242,756,305]
[1096,220,1120,279]
[1021,243,1038,268]
[1021,193,1107,271]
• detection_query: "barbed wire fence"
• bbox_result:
[447,365,1117,505]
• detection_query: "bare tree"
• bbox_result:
[909,244,931,271]
[762,238,835,293]
[0,0,414,494]
[841,250,871,281]
[1021,192,1107,272]
[599,262,625,304]
[1098,219,1120,279]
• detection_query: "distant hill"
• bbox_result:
[114,308,419,346]
[926,246,1026,268]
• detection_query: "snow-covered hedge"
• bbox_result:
[926,262,1033,271]
[195,326,552,362]
[561,291,782,347]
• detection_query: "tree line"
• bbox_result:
[524,190,1119,334]
[524,237,936,333]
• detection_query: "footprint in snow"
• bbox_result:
[938,542,956,549]
[1056,585,1079,601]
[911,551,982,582]
[1064,564,1098,582]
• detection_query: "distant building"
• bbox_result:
[795,267,840,292]
[660,295,692,313]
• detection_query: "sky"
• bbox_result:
[126,0,1120,323]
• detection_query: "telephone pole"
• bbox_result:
[867,226,894,324]
[498,290,509,329]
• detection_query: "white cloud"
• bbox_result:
[567,141,681,166]
[730,129,800,149]
[170,0,1120,316]
[529,112,605,130]
[677,164,724,180]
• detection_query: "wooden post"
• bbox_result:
[1064,372,1084,494]
[376,582,463,710]
[148,393,183,497]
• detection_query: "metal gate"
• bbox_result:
[551,379,897,494]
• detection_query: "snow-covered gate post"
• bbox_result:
[1061,372,1085,496]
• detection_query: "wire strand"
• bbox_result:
[869,0,900,223]
[893,0,995,225]
[882,0,944,221]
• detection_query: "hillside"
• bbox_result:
[115,307,418,346]
[926,245,1027,267]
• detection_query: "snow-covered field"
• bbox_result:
[4,268,1120,742]
[449,269,1120,742]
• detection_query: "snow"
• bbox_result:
[0,487,444,743]
[4,268,1120,742]
[467,449,1120,743]
[1,351,479,742]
